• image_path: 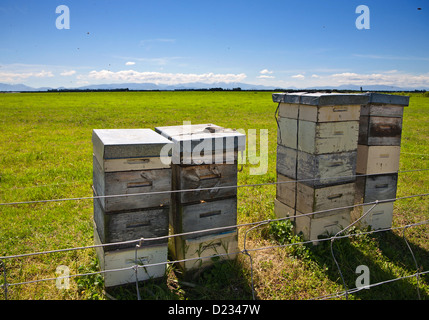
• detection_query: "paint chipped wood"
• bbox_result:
[356,145,401,174]
[169,230,238,272]
[172,163,238,204]
[93,195,169,251]
[93,155,171,212]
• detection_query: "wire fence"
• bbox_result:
[0,168,428,300]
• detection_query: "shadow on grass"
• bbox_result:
[308,228,429,300]
[104,257,254,300]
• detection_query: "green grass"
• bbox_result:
[0,90,428,300]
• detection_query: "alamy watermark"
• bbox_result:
[56,265,70,290]
[355,265,370,290]
[356,5,370,30]
[56,5,70,30]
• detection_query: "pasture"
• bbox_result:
[0,90,428,300]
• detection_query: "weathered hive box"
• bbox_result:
[172,163,238,204]
[296,182,356,217]
[274,199,350,243]
[274,93,364,123]
[274,198,296,219]
[92,129,173,285]
[276,145,297,179]
[93,156,171,212]
[170,197,238,239]
[94,227,167,288]
[294,210,351,244]
[353,173,398,230]
[92,129,172,172]
[356,93,408,174]
[155,123,245,165]
[168,230,238,271]
[354,93,408,230]
[358,93,409,146]
[276,174,297,209]
[274,93,365,187]
[356,145,401,174]
[352,202,394,230]
[296,150,358,188]
[276,145,358,187]
[355,173,398,204]
[278,118,360,154]
[155,123,243,272]
[93,194,169,251]
[274,93,367,240]
[276,174,355,217]
[92,129,173,212]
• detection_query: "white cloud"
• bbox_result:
[330,72,429,87]
[82,69,247,85]
[0,70,54,83]
[257,75,275,79]
[260,69,273,74]
[60,70,76,76]
[311,74,320,78]
[291,74,305,79]
[125,61,136,66]
[116,56,184,66]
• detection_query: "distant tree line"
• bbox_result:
[47,88,130,92]
[2,88,426,94]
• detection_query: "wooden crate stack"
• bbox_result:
[273,93,367,242]
[155,123,245,272]
[354,93,409,229]
[92,129,173,288]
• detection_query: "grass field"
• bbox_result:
[0,90,428,300]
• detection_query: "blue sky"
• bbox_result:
[0,0,428,89]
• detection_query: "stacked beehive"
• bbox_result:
[155,123,245,272]
[92,129,173,287]
[273,93,367,242]
[354,93,409,229]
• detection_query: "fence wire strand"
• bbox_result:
[2,216,428,300]
[0,168,428,207]
[0,169,428,300]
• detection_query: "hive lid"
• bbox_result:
[155,123,246,164]
[155,123,245,150]
[92,129,173,161]
[365,93,409,106]
[272,92,368,106]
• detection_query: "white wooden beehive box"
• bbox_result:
[273,92,365,122]
[278,118,360,154]
[296,150,357,188]
[274,198,296,219]
[276,145,297,179]
[94,227,168,288]
[355,173,398,204]
[351,202,394,230]
[274,199,351,244]
[170,196,237,240]
[294,210,351,244]
[93,195,169,251]
[169,230,238,271]
[92,129,173,172]
[93,155,171,212]
[172,162,238,204]
[295,181,356,218]
[155,123,246,165]
[358,115,403,146]
[276,173,297,209]
[356,145,401,174]
[92,129,173,212]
